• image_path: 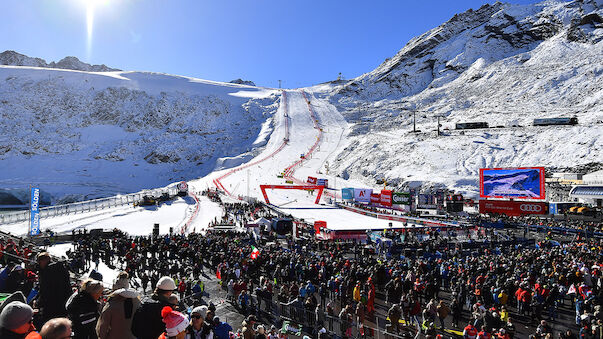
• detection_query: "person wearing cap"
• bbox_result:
[0,301,41,339]
[66,278,104,339]
[159,307,189,339]
[39,318,72,339]
[212,316,232,339]
[241,315,256,339]
[255,325,266,339]
[96,287,140,339]
[185,305,212,339]
[317,327,328,339]
[132,276,176,339]
[35,252,72,326]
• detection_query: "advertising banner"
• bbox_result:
[317,179,328,188]
[370,193,380,204]
[30,187,41,236]
[307,176,317,184]
[479,200,548,216]
[354,188,372,203]
[341,188,354,201]
[380,190,392,206]
[417,194,437,209]
[480,167,546,199]
[392,192,411,205]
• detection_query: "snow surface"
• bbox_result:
[0,196,224,236]
[0,66,279,204]
[309,0,603,196]
[2,0,603,236]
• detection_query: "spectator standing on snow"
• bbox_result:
[131,276,176,339]
[36,252,72,326]
[96,288,140,339]
[212,316,232,339]
[66,279,103,339]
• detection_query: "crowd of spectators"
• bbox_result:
[0,192,602,339]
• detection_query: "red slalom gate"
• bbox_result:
[282,91,341,201]
[213,90,291,197]
[180,192,200,234]
[283,91,323,178]
[260,184,325,205]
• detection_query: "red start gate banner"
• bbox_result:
[380,190,392,207]
[479,200,548,216]
[370,193,380,204]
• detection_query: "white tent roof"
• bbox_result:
[253,217,271,226]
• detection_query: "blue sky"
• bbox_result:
[1,0,539,88]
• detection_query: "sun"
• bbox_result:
[77,0,111,59]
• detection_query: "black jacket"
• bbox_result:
[131,294,170,339]
[67,291,100,339]
[38,261,72,321]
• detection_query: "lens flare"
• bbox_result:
[86,4,94,59]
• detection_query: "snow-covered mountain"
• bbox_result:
[311,0,603,195]
[0,50,120,72]
[0,67,278,204]
[1,0,602,206]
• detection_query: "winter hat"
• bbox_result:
[0,301,33,330]
[113,274,129,290]
[191,305,208,319]
[0,292,26,315]
[114,288,139,299]
[161,306,188,336]
[156,276,176,291]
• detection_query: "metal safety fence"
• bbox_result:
[0,187,177,225]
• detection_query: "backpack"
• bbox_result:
[131,297,165,339]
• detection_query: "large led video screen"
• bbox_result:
[480,167,545,199]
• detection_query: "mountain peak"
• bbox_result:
[0,50,121,72]
[335,0,602,101]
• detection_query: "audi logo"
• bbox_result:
[520,204,542,212]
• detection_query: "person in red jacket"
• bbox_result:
[477,325,492,339]
[519,289,531,316]
[496,328,511,339]
[177,280,186,300]
[0,301,42,339]
[463,323,478,339]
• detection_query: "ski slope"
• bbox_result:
[3,88,438,237]
[190,90,411,230]
[2,195,223,236]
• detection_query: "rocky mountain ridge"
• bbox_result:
[312,0,602,195]
[0,50,120,72]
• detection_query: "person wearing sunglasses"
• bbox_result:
[185,306,213,339]
[39,318,72,339]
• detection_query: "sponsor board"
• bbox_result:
[418,194,437,209]
[370,193,381,204]
[480,167,546,200]
[354,188,372,203]
[30,187,40,236]
[380,190,393,206]
[307,176,317,184]
[392,192,411,205]
[317,178,328,188]
[341,188,354,200]
[479,199,548,216]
